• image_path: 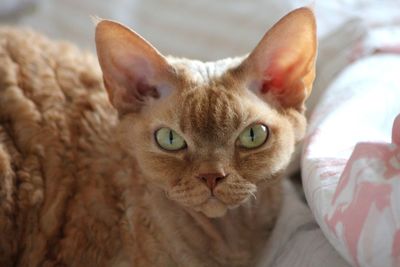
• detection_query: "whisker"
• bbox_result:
[249,190,257,201]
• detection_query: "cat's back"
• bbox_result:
[0,26,117,151]
[0,27,126,266]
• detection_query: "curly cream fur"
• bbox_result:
[0,27,125,266]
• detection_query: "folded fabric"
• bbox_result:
[302,54,400,267]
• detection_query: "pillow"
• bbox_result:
[302,53,400,267]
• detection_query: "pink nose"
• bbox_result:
[197,173,226,191]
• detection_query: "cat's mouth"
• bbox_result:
[166,175,257,218]
[193,192,251,218]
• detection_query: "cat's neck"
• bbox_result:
[144,181,282,265]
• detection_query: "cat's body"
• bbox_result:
[0,8,317,267]
[0,29,279,267]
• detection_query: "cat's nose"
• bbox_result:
[197,173,226,191]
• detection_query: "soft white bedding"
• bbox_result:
[301,3,400,265]
[303,54,400,267]
[257,181,350,267]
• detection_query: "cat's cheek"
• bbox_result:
[234,127,295,182]
[166,179,211,207]
[133,149,188,186]
[214,180,257,206]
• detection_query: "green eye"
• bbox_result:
[155,128,186,151]
[238,124,269,149]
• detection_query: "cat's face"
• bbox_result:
[95,7,317,217]
[117,61,304,217]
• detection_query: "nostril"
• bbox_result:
[196,173,227,190]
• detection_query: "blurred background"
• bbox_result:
[1,0,399,61]
[2,0,397,115]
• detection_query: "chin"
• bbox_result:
[195,197,228,218]
[166,180,257,218]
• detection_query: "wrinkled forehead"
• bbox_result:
[169,57,254,145]
[178,86,246,145]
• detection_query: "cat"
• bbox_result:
[0,7,317,267]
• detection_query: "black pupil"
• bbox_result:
[169,130,174,145]
[250,128,255,142]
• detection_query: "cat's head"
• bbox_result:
[95,7,317,218]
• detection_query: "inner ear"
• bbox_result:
[95,20,176,115]
[137,81,160,99]
[103,76,160,110]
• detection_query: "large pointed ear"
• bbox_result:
[95,20,176,115]
[241,7,317,111]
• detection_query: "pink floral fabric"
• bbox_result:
[302,54,400,267]
[325,131,400,267]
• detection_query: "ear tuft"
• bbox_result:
[90,15,102,26]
